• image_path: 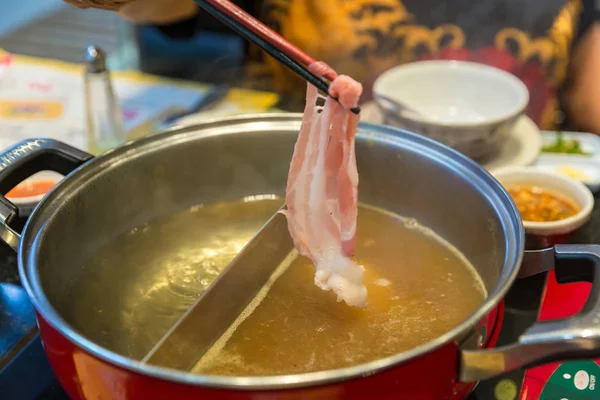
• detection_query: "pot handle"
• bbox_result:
[459,244,600,382]
[0,138,92,251]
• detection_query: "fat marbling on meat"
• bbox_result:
[281,62,366,307]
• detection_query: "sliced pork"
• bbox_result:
[281,62,366,307]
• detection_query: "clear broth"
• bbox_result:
[69,197,282,360]
[70,197,485,372]
[193,204,486,376]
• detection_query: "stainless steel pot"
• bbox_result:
[1,114,600,400]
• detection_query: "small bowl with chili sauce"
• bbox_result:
[493,167,594,247]
[5,171,63,217]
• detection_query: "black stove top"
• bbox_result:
[3,200,598,400]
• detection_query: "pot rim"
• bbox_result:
[17,113,524,390]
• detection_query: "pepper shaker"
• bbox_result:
[84,45,125,154]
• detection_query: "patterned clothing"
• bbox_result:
[155,0,598,129]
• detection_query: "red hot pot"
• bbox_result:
[0,114,599,400]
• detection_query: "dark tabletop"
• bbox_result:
[0,243,18,285]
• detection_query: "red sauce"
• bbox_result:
[507,185,580,222]
[6,180,57,198]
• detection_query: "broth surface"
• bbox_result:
[193,205,485,376]
[69,197,282,359]
[70,197,485,370]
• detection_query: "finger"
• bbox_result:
[63,0,90,9]
[63,0,133,11]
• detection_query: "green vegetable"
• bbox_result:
[541,132,590,155]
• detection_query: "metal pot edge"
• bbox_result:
[13,113,524,390]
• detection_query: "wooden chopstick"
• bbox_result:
[203,0,336,82]
[195,0,360,114]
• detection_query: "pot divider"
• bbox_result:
[141,209,295,371]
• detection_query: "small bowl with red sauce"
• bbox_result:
[6,171,63,217]
[492,167,594,248]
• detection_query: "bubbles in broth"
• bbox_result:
[193,204,486,376]
[69,197,485,373]
[68,197,282,360]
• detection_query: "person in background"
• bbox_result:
[66,0,600,134]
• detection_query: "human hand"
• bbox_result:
[63,0,198,24]
[63,0,134,12]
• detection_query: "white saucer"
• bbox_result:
[360,102,541,172]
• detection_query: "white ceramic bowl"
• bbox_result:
[373,60,529,159]
[493,167,594,236]
[5,171,63,216]
[0,138,64,215]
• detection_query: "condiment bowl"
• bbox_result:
[6,171,63,217]
[493,167,594,246]
[373,60,529,159]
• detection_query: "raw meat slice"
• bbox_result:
[281,62,366,307]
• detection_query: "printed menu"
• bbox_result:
[0,50,278,151]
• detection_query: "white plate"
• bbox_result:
[169,104,256,130]
[540,130,600,157]
[360,102,541,171]
[534,156,600,192]
[534,130,600,192]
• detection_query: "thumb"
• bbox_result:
[62,0,134,11]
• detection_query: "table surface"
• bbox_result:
[0,190,599,400]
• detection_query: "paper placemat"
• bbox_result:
[0,50,279,151]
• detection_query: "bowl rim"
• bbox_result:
[492,166,594,235]
[5,171,63,206]
[373,60,530,128]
